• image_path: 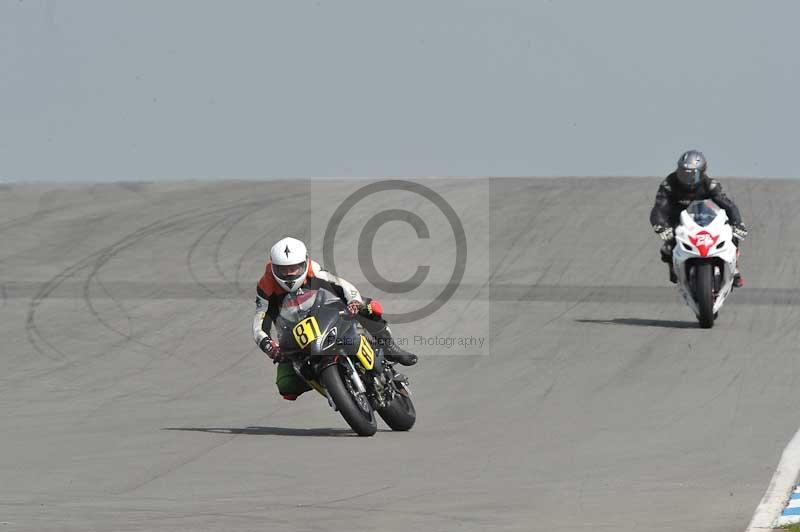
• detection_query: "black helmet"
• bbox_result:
[675,150,708,190]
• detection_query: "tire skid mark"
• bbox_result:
[0,203,70,234]
[26,204,241,361]
[230,194,310,296]
[199,191,307,298]
[13,267,219,388]
[234,233,269,296]
[296,485,394,508]
[76,213,219,350]
[61,329,183,389]
[83,265,135,342]
[78,207,258,352]
[6,319,157,389]
[94,274,135,340]
[0,211,116,268]
[186,205,253,297]
[27,192,302,363]
[191,194,305,298]
[67,300,217,397]
[26,211,201,360]
[211,203,268,295]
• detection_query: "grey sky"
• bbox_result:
[1,0,798,181]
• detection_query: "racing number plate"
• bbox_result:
[292,317,322,348]
[356,335,375,370]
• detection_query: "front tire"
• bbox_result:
[695,262,715,329]
[378,386,416,431]
[320,364,377,437]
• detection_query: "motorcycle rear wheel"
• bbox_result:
[320,364,377,437]
[378,386,416,431]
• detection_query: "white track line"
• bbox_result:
[746,427,800,531]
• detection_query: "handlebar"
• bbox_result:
[338,310,356,321]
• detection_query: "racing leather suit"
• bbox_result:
[650,172,744,263]
[252,259,406,399]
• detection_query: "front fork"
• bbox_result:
[303,355,399,411]
[683,259,735,312]
[343,357,368,395]
[687,263,724,295]
[317,356,371,411]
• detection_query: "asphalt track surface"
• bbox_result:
[2,178,799,531]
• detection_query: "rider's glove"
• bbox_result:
[654,225,674,241]
[345,300,364,318]
[732,223,748,240]
[259,337,282,362]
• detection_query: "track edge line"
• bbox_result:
[746,426,800,531]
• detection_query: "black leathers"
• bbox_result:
[649,172,743,228]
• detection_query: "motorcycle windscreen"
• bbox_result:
[274,289,320,347]
[278,289,319,322]
[684,200,721,227]
[274,288,345,348]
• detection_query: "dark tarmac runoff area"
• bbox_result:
[1,178,798,531]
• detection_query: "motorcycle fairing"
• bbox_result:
[672,200,738,315]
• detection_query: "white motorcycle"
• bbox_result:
[672,199,738,328]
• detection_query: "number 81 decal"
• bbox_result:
[292,317,321,348]
[356,335,375,370]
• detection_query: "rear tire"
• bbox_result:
[378,387,416,431]
[695,262,715,329]
[320,364,377,437]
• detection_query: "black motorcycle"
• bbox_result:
[273,288,416,437]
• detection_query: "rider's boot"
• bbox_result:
[361,320,417,366]
[661,242,677,283]
[733,249,745,288]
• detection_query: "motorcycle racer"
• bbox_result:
[649,150,747,287]
[252,236,417,401]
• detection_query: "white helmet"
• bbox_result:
[269,237,309,293]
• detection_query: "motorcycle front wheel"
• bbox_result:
[320,364,377,437]
[695,262,715,329]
